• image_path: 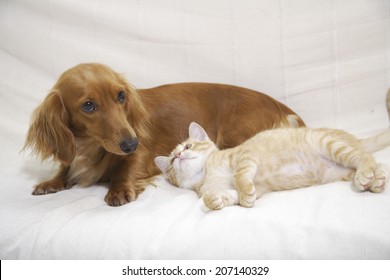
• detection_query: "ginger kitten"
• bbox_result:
[155,123,390,210]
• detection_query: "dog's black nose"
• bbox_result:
[120,138,138,154]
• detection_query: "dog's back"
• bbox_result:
[139,82,304,154]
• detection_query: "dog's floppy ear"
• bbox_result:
[24,90,76,165]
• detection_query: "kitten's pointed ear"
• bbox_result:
[154,156,171,175]
[189,122,209,141]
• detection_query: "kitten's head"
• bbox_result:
[154,122,217,189]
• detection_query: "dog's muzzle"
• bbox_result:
[120,138,139,154]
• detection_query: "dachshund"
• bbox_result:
[24,63,305,206]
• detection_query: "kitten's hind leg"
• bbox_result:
[369,164,388,193]
[354,165,375,191]
[354,163,388,193]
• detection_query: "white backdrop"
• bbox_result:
[0,0,390,259]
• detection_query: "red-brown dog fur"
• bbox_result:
[24,63,305,206]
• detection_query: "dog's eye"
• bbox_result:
[117,91,126,103]
[81,101,96,113]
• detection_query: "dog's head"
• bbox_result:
[24,63,148,165]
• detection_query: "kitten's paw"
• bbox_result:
[354,167,375,191]
[238,189,256,208]
[369,165,388,193]
[203,191,224,210]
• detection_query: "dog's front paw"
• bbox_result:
[105,187,144,206]
[32,179,70,195]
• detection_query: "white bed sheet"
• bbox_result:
[0,0,390,259]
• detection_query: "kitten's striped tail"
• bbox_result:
[361,89,390,152]
[276,114,302,128]
[360,129,390,153]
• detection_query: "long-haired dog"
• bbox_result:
[24,63,305,206]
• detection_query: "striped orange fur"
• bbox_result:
[155,123,390,210]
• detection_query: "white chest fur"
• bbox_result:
[68,138,109,187]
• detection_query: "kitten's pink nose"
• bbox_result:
[175,152,181,158]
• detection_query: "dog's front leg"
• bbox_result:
[104,155,148,207]
[32,164,72,195]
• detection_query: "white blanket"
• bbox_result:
[1,0,389,259]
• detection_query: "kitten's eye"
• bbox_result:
[184,143,192,150]
[117,91,126,103]
[81,101,96,113]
